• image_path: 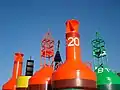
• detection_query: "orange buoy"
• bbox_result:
[28,31,54,90]
[52,19,97,90]
[2,52,24,90]
[28,65,53,90]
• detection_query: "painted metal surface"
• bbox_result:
[16,76,31,88]
[91,32,120,90]
[28,65,53,90]
[52,19,97,90]
[2,53,24,90]
[95,66,120,85]
[41,31,54,59]
[53,40,63,70]
[95,65,120,90]
[28,31,54,90]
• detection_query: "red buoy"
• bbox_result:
[52,19,97,90]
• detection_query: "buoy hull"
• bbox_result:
[28,66,53,90]
[54,88,96,90]
[16,88,27,90]
[52,79,96,90]
[28,84,52,90]
[52,19,97,90]
[97,84,120,90]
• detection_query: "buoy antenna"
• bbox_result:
[30,56,32,60]
[57,40,60,51]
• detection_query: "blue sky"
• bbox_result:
[0,0,120,89]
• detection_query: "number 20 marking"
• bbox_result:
[68,37,80,46]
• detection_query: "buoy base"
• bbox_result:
[16,88,27,90]
[53,88,96,90]
[52,78,96,90]
[28,84,52,90]
[97,84,120,90]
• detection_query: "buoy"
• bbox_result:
[52,19,97,90]
[28,31,54,90]
[28,65,53,90]
[91,32,120,90]
[2,52,24,90]
[96,65,120,90]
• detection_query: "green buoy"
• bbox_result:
[92,32,120,90]
[95,65,120,90]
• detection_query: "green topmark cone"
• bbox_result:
[95,65,120,90]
